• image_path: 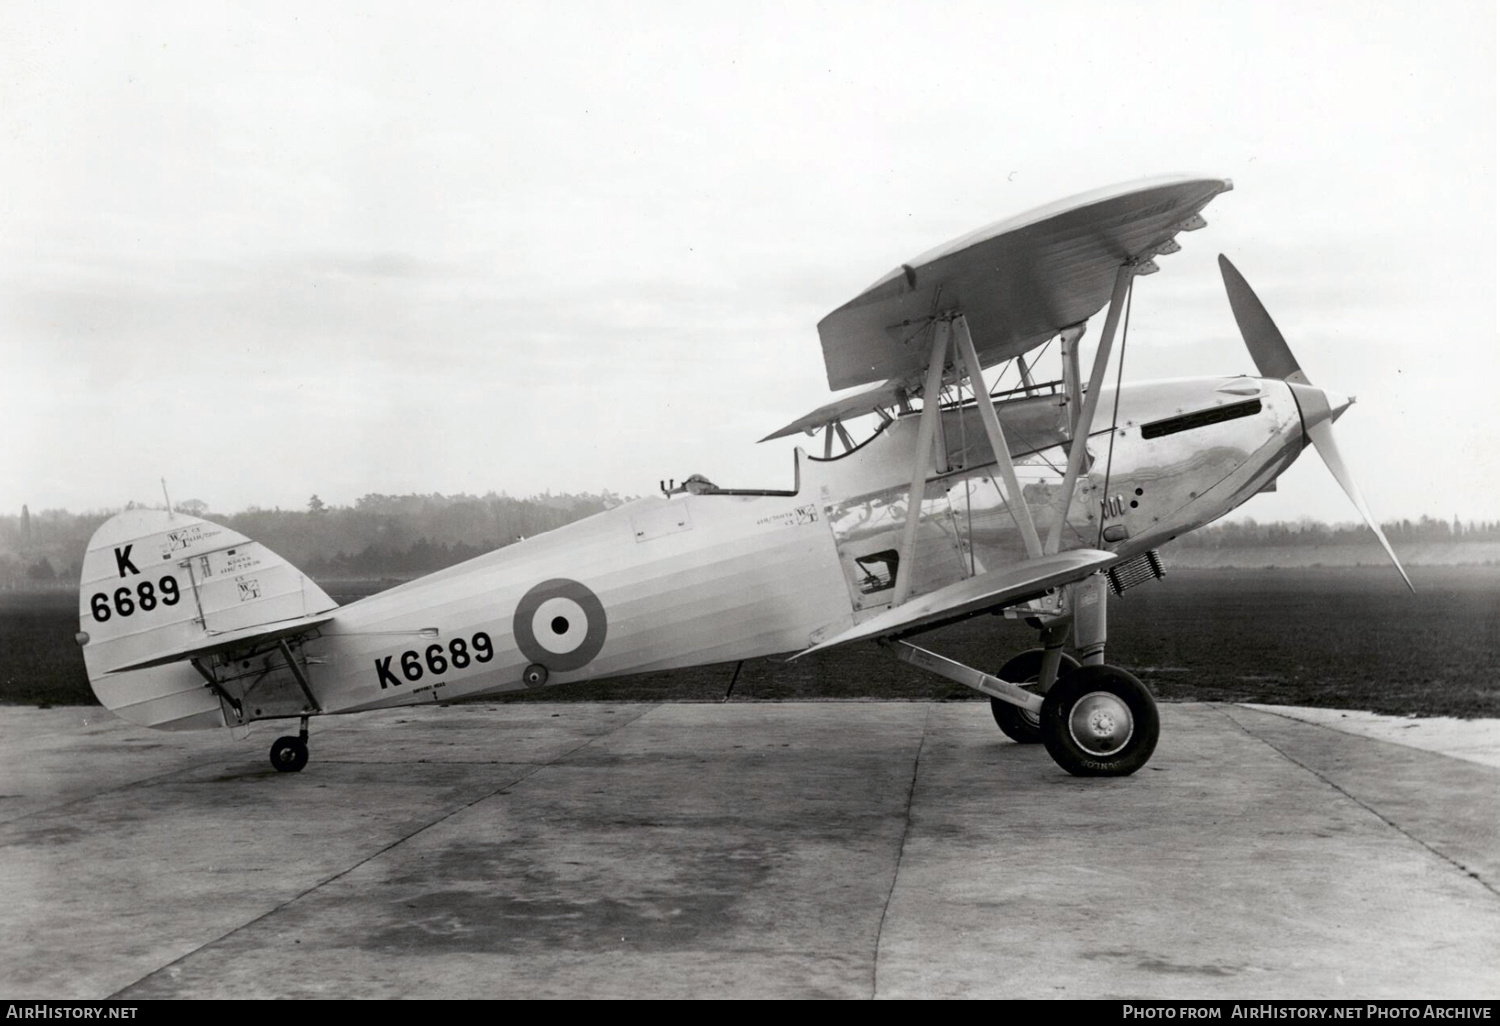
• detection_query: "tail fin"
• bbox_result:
[78,509,337,730]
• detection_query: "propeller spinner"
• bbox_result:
[1218,255,1414,592]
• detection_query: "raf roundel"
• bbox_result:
[511,579,608,672]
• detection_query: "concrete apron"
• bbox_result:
[0,702,1495,999]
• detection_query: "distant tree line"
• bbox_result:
[1,500,1496,590]
[1170,514,1500,549]
[0,491,626,589]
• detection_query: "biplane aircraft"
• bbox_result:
[76,175,1411,777]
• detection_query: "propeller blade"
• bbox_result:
[1218,255,1309,385]
[1218,256,1409,591]
[1305,420,1414,593]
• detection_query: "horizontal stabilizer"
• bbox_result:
[795,549,1116,658]
[104,612,337,674]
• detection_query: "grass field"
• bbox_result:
[4,566,1496,717]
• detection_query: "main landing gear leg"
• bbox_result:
[1035,574,1159,776]
[898,573,1160,776]
[270,715,311,774]
[1073,573,1108,665]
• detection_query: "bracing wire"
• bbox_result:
[957,369,976,575]
[993,339,1055,397]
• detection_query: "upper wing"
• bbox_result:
[817,175,1233,392]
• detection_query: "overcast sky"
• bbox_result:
[2,1,1494,525]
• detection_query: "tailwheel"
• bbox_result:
[270,721,311,773]
[1039,664,1159,777]
[269,736,308,773]
[990,649,1080,744]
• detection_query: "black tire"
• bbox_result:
[990,649,1080,744]
[1039,664,1159,777]
[270,736,309,773]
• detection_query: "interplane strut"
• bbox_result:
[1045,264,1136,555]
[891,320,952,606]
[952,314,1043,560]
[889,261,1141,609]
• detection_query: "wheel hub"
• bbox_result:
[1068,691,1134,757]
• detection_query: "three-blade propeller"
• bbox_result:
[1218,255,1414,592]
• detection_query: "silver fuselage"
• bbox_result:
[89,375,1309,729]
[303,375,1302,714]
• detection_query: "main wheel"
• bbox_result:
[269,736,309,773]
[1039,664,1159,777]
[990,649,1080,744]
